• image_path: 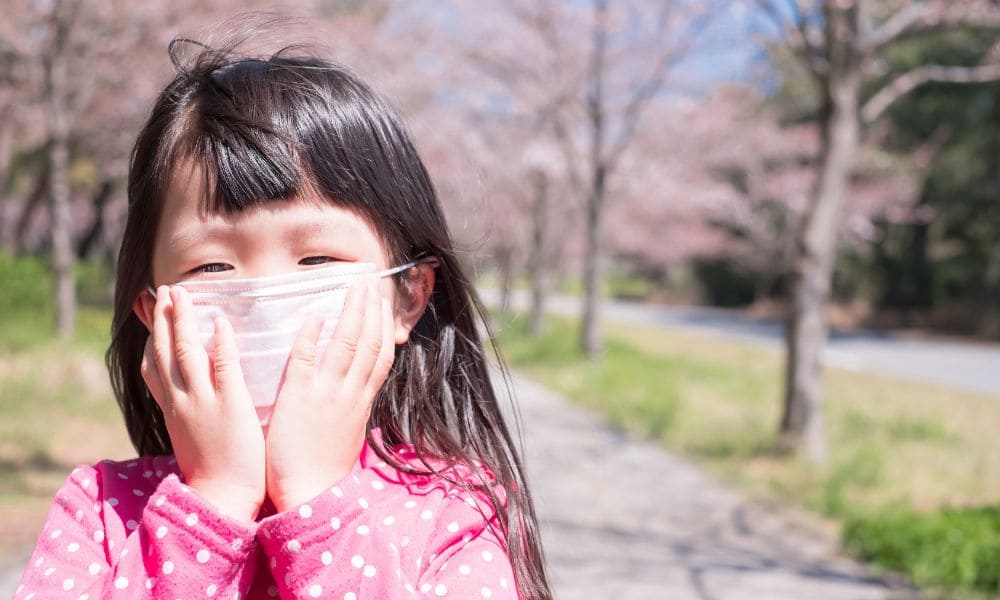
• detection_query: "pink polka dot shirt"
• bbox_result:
[15,430,517,599]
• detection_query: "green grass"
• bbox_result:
[0,253,132,554]
[493,311,1000,596]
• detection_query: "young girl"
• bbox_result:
[15,39,551,600]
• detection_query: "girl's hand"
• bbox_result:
[141,285,266,522]
[265,275,395,513]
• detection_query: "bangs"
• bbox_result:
[158,57,312,214]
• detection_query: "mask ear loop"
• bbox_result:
[380,255,441,279]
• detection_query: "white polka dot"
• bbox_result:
[330,486,343,497]
[145,577,155,589]
[126,520,138,530]
[92,502,101,512]
[231,538,243,550]
[330,517,341,530]
[447,521,459,533]
[108,540,115,550]
[499,577,508,589]
[196,549,210,563]
[87,563,100,576]
[351,555,364,568]
[383,516,395,526]
[286,540,301,553]
[308,584,322,597]
[74,509,84,521]
[356,525,370,535]
[107,498,119,506]
[93,530,104,543]
[465,497,478,508]
[270,557,277,569]
[120,548,128,559]
[155,496,165,507]
[34,557,43,567]
[481,550,493,562]
[358,497,369,509]
[267,586,278,597]
[114,576,128,589]
[155,525,168,539]
[67,542,80,553]
[371,480,385,490]
[185,513,198,526]
[459,564,471,575]
[344,593,357,600]
[389,543,399,553]
[481,587,493,598]
[81,479,91,489]
[420,509,433,520]
[435,584,448,596]
[405,583,415,593]
[404,500,417,509]
[321,551,333,565]
[50,529,62,539]
[143,470,153,478]
[132,489,144,497]
[44,567,55,576]
[363,565,376,577]
[162,561,174,574]
[62,579,74,591]
[206,583,217,597]
[77,595,87,600]
[299,504,313,519]
[420,584,432,593]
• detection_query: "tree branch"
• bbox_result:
[753,0,826,78]
[863,2,1000,53]
[862,63,1000,123]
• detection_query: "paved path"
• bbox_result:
[484,289,1000,397]
[509,372,916,599]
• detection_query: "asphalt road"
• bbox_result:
[483,290,1000,398]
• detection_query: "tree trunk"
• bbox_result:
[581,0,608,359]
[76,178,113,260]
[528,170,549,336]
[781,3,861,463]
[43,0,76,338]
[497,246,515,315]
[13,165,50,254]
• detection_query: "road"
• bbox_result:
[484,289,1000,397]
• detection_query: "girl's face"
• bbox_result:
[135,161,432,344]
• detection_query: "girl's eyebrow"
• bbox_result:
[166,219,361,252]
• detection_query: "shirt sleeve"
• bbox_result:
[14,463,259,599]
[256,469,519,600]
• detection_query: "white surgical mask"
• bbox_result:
[148,260,420,426]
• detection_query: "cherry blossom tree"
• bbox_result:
[754,0,1000,461]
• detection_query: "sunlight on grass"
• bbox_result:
[492,311,1000,596]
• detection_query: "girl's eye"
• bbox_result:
[300,256,338,266]
[194,263,233,274]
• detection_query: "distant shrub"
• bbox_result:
[844,506,1000,594]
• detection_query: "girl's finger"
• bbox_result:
[320,277,369,382]
[345,275,384,395]
[141,335,169,409]
[278,311,325,403]
[364,295,396,400]
[212,316,248,399]
[170,286,213,399]
[152,285,185,394]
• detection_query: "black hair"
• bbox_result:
[106,39,551,599]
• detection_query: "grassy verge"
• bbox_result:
[0,254,133,556]
[493,311,1000,598]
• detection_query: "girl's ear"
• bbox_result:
[133,289,156,333]
[393,264,435,345]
